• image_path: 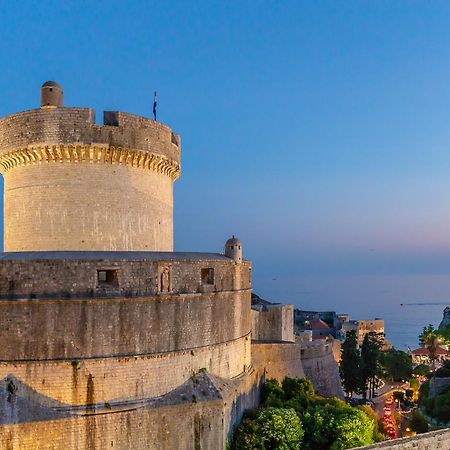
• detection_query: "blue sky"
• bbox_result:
[1,1,450,335]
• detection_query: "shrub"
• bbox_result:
[408,410,429,434]
[232,407,303,450]
[413,364,431,377]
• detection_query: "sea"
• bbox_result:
[253,273,449,351]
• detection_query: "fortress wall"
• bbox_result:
[3,163,174,251]
[251,305,294,342]
[1,370,261,450]
[0,291,250,360]
[0,108,180,161]
[1,401,226,450]
[301,341,345,398]
[352,428,450,449]
[0,335,251,406]
[251,342,305,381]
[251,340,344,398]
[0,257,251,299]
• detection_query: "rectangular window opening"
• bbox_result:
[201,268,214,285]
[97,269,119,287]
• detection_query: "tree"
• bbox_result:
[380,350,412,381]
[232,407,304,450]
[330,407,375,450]
[393,391,404,403]
[419,325,443,378]
[262,378,285,406]
[408,410,429,434]
[340,330,361,397]
[413,364,431,377]
[360,332,382,398]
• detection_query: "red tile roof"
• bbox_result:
[307,319,330,330]
[410,346,448,356]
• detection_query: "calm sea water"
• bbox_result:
[253,273,449,350]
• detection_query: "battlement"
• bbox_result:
[0,107,181,177]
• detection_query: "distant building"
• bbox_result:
[304,319,333,340]
[294,309,342,337]
[410,346,449,365]
[340,319,385,347]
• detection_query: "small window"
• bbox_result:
[201,268,214,285]
[97,269,119,287]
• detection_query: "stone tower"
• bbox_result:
[0,81,181,251]
[225,236,243,263]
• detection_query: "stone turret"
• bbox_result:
[225,236,242,263]
[40,80,64,108]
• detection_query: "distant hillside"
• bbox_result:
[251,293,273,306]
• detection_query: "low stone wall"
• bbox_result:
[251,304,294,342]
[251,342,305,381]
[1,370,261,450]
[0,334,251,410]
[301,341,345,399]
[252,340,344,399]
[353,428,450,449]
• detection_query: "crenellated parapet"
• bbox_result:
[0,108,181,162]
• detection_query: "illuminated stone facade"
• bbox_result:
[0,82,344,449]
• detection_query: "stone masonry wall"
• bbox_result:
[352,428,450,449]
[0,256,251,298]
[0,108,180,161]
[251,304,294,342]
[251,340,344,399]
[0,258,251,360]
[3,163,174,252]
[251,342,305,381]
[301,340,345,398]
[1,400,226,450]
[0,335,251,407]
[1,369,262,450]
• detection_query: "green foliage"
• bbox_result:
[408,378,419,389]
[232,407,303,450]
[413,364,431,377]
[262,378,285,407]
[419,325,443,371]
[419,383,450,424]
[232,377,379,450]
[405,389,414,400]
[282,377,315,401]
[357,405,385,443]
[393,391,404,402]
[360,333,383,398]
[408,410,429,434]
[329,407,375,450]
[380,350,412,381]
[340,330,361,396]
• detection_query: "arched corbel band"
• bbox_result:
[0,144,181,180]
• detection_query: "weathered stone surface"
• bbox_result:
[352,428,450,449]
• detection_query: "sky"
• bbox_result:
[1,1,450,346]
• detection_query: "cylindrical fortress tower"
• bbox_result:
[0,82,181,251]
